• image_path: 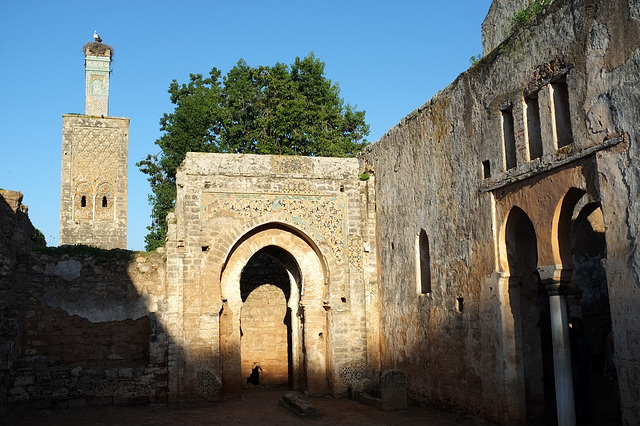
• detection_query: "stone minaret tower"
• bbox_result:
[59,35,128,249]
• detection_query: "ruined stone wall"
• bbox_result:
[364,0,639,423]
[481,0,530,56]
[0,190,45,277]
[1,247,167,409]
[60,115,128,249]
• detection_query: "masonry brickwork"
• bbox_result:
[84,42,112,117]
[163,153,377,404]
[59,115,129,249]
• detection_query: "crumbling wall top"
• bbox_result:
[481,0,531,55]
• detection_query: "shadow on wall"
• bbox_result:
[0,236,172,410]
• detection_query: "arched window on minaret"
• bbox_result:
[74,182,93,221]
[95,182,114,221]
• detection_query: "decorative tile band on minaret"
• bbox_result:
[84,32,112,116]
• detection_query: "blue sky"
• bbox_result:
[0,0,492,251]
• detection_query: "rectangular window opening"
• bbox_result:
[482,160,491,179]
[501,107,516,170]
[552,81,572,148]
[416,230,432,294]
[525,96,543,160]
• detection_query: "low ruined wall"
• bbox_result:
[1,248,167,410]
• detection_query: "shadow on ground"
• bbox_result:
[4,387,489,425]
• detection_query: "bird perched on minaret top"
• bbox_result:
[93,30,102,43]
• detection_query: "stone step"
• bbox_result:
[279,393,317,417]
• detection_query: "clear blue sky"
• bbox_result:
[0,0,492,251]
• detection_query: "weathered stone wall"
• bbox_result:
[1,247,167,409]
[0,190,45,277]
[241,284,289,386]
[60,115,128,249]
[364,0,639,423]
[481,0,530,55]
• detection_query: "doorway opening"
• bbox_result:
[506,207,556,424]
[239,246,301,388]
[568,195,619,422]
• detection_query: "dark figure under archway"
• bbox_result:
[247,365,261,386]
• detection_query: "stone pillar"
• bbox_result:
[538,84,557,156]
[220,301,242,398]
[540,266,575,426]
[497,271,526,423]
[301,304,328,395]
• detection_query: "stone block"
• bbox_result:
[13,374,35,387]
[8,386,29,402]
[279,393,317,417]
[0,341,14,369]
[380,369,407,411]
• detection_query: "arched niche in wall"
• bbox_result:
[95,182,114,221]
[415,229,431,294]
[74,182,93,221]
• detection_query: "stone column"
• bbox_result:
[539,265,575,426]
[497,271,526,424]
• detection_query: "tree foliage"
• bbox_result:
[138,53,370,251]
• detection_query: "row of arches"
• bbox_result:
[500,187,618,424]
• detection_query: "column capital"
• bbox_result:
[545,283,569,296]
[537,264,572,284]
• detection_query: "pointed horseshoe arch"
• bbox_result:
[218,224,330,397]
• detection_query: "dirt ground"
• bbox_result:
[3,388,488,425]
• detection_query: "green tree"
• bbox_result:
[138,53,369,251]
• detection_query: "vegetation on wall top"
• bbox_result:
[507,0,552,35]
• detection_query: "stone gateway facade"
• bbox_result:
[2,1,639,425]
[163,153,378,402]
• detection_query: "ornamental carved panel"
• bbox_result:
[201,192,347,262]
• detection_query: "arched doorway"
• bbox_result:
[218,225,329,398]
[564,192,620,422]
[504,207,555,424]
[239,246,300,388]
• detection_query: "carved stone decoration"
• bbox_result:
[196,369,222,401]
[201,192,347,262]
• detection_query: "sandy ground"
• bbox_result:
[3,388,488,425]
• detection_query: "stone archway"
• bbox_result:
[218,225,329,398]
[502,206,556,424]
[239,246,300,388]
[556,190,620,422]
